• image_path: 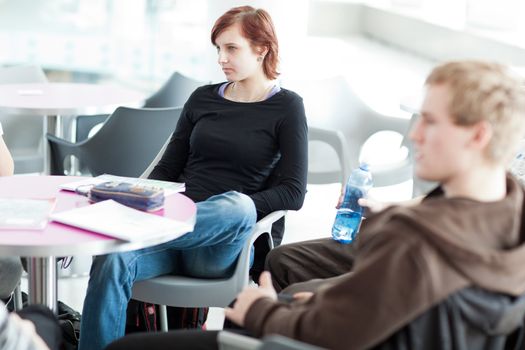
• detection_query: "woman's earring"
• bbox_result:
[257,56,263,62]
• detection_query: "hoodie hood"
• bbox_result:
[453,287,525,336]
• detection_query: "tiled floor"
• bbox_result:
[20,180,412,331]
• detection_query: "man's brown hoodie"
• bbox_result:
[245,175,525,349]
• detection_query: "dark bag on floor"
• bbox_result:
[125,299,158,333]
[57,300,81,350]
[164,306,208,330]
[6,291,81,350]
[125,299,208,333]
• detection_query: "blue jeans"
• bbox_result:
[78,191,257,350]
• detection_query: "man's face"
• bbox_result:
[409,84,478,184]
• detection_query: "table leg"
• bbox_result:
[27,256,58,313]
[43,116,49,175]
[55,114,81,175]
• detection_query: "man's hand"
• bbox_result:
[338,185,388,213]
[359,195,424,213]
[224,271,277,327]
[358,197,389,213]
[293,291,314,303]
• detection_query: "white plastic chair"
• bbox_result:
[308,126,351,185]
[0,65,48,173]
[132,210,286,331]
[284,76,412,187]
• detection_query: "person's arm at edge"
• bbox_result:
[239,230,451,350]
[0,136,14,176]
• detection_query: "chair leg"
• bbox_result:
[159,304,168,332]
[13,284,23,311]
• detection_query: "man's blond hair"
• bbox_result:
[426,60,525,164]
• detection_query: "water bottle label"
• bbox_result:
[332,165,372,244]
[332,209,362,244]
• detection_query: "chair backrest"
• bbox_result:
[308,126,351,185]
[75,114,111,143]
[140,135,171,179]
[47,106,182,177]
[71,72,205,145]
[144,71,206,108]
[284,76,412,187]
[0,65,48,173]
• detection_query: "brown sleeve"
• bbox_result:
[245,229,459,350]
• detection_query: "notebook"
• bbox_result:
[0,198,56,230]
[50,200,194,242]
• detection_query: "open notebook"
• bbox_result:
[50,200,194,242]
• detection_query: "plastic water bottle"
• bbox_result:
[332,163,373,244]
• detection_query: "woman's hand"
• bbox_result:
[335,185,345,208]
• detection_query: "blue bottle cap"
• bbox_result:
[359,162,369,171]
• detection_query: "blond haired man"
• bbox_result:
[107,61,525,350]
[223,60,525,350]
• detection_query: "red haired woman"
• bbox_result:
[79,6,307,350]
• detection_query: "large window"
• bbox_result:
[364,0,525,47]
[0,0,310,86]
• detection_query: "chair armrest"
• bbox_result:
[217,331,326,350]
[234,210,287,291]
[218,331,261,350]
[260,335,326,350]
[46,133,84,175]
[250,210,287,246]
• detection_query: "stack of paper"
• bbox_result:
[60,174,185,196]
[50,200,193,242]
[0,198,56,230]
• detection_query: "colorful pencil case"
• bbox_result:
[89,182,165,212]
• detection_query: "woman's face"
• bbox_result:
[215,23,265,82]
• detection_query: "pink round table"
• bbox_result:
[0,175,196,312]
